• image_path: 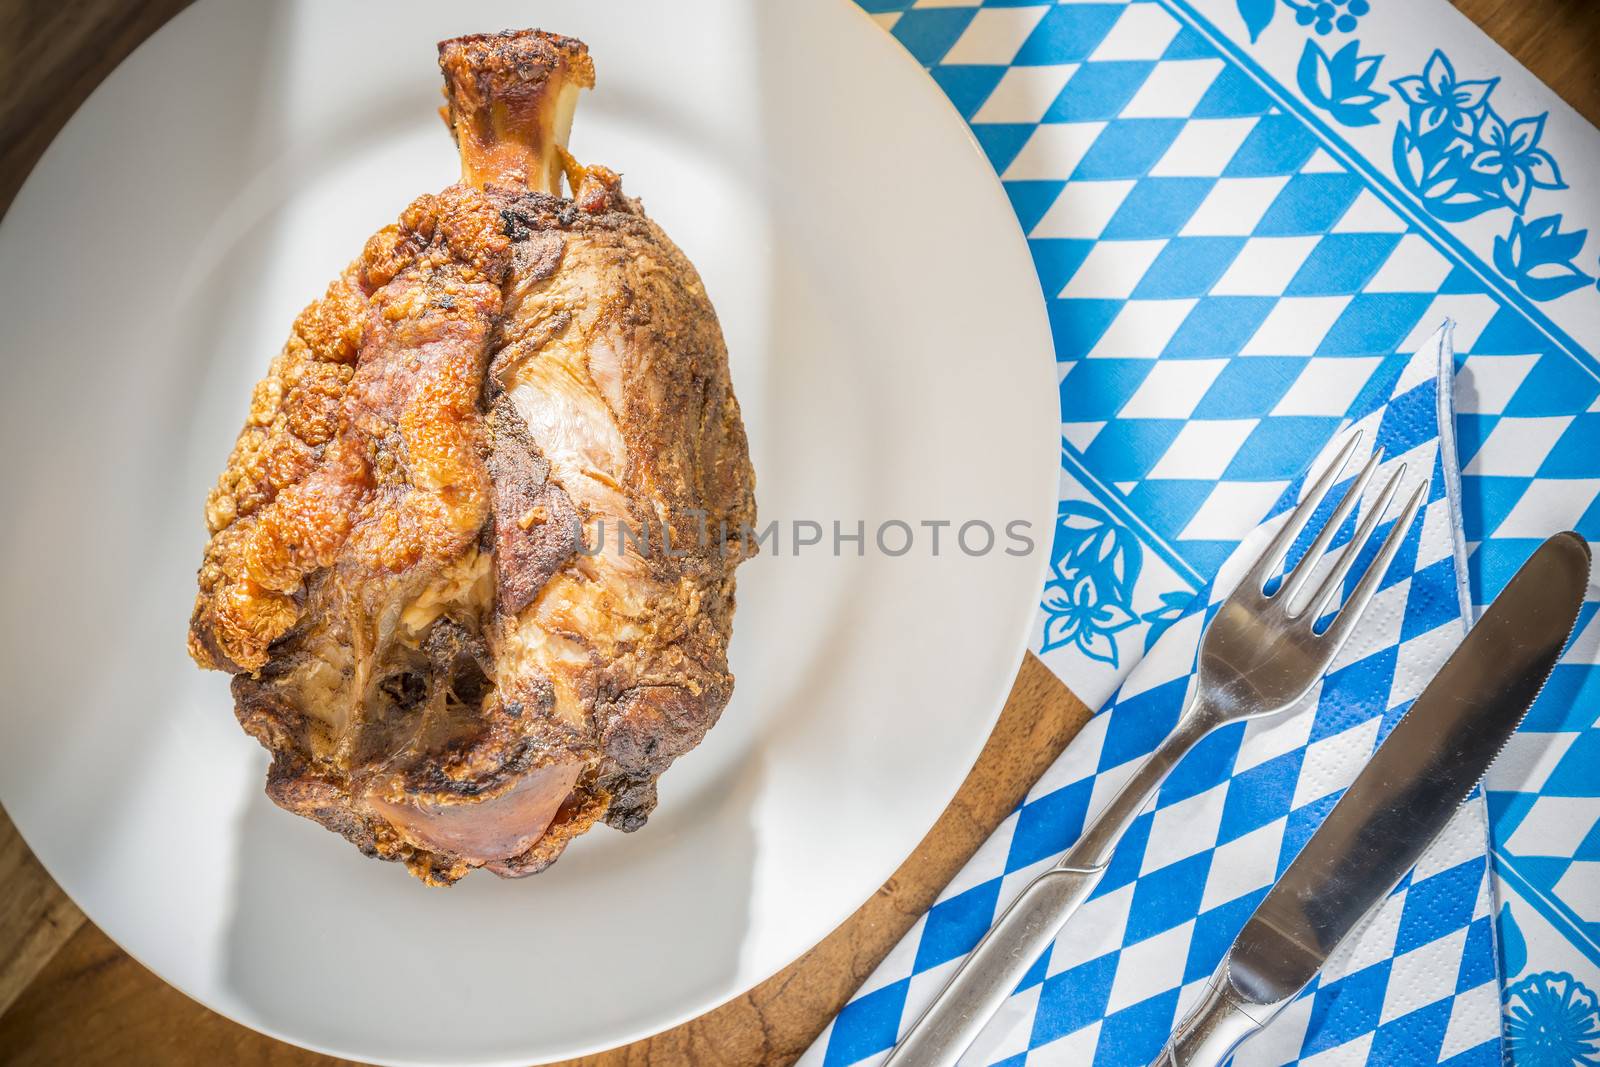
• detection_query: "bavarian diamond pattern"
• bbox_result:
[809,336,1501,1065]
[815,0,1600,1063]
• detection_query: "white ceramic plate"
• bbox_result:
[0,1,1056,1063]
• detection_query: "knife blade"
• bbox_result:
[1154,530,1591,1067]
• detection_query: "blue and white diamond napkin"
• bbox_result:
[839,0,1600,1059]
[806,326,1502,1065]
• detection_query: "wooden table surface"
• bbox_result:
[1,2,1596,1065]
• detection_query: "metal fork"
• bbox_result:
[884,431,1425,1067]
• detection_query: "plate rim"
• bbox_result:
[0,0,1061,1061]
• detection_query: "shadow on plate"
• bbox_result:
[219,749,761,1062]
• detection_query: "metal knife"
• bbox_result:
[1152,530,1591,1067]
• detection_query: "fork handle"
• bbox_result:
[882,865,1103,1067]
[1065,695,1221,867]
[884,696,1223,1067]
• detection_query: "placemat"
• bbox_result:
[818,0,1600,1061]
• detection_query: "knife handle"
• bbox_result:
[1151,968,1287,1067]
[883,865,1104,1067]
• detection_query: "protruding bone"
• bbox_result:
[438,30,595,194]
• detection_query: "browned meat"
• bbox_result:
[188,29,755,885]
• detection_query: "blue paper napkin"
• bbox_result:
[805,327,1499,1065]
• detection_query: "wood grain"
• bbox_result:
[0,0,194,215]
[1451,0,1600,123]
[0,815,85,1020]
[1,1,1596,1065]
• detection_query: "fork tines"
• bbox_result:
[1250,430,1427,637]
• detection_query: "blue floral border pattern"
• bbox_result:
[1391,54,1594,301]
[1236,0,1371,44]
[1504,970,1600,1066]
[1239,0,1597,303]
[1040,502,1196,670]
[1299,39,1387,127]
[1497,907,1600,1066]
